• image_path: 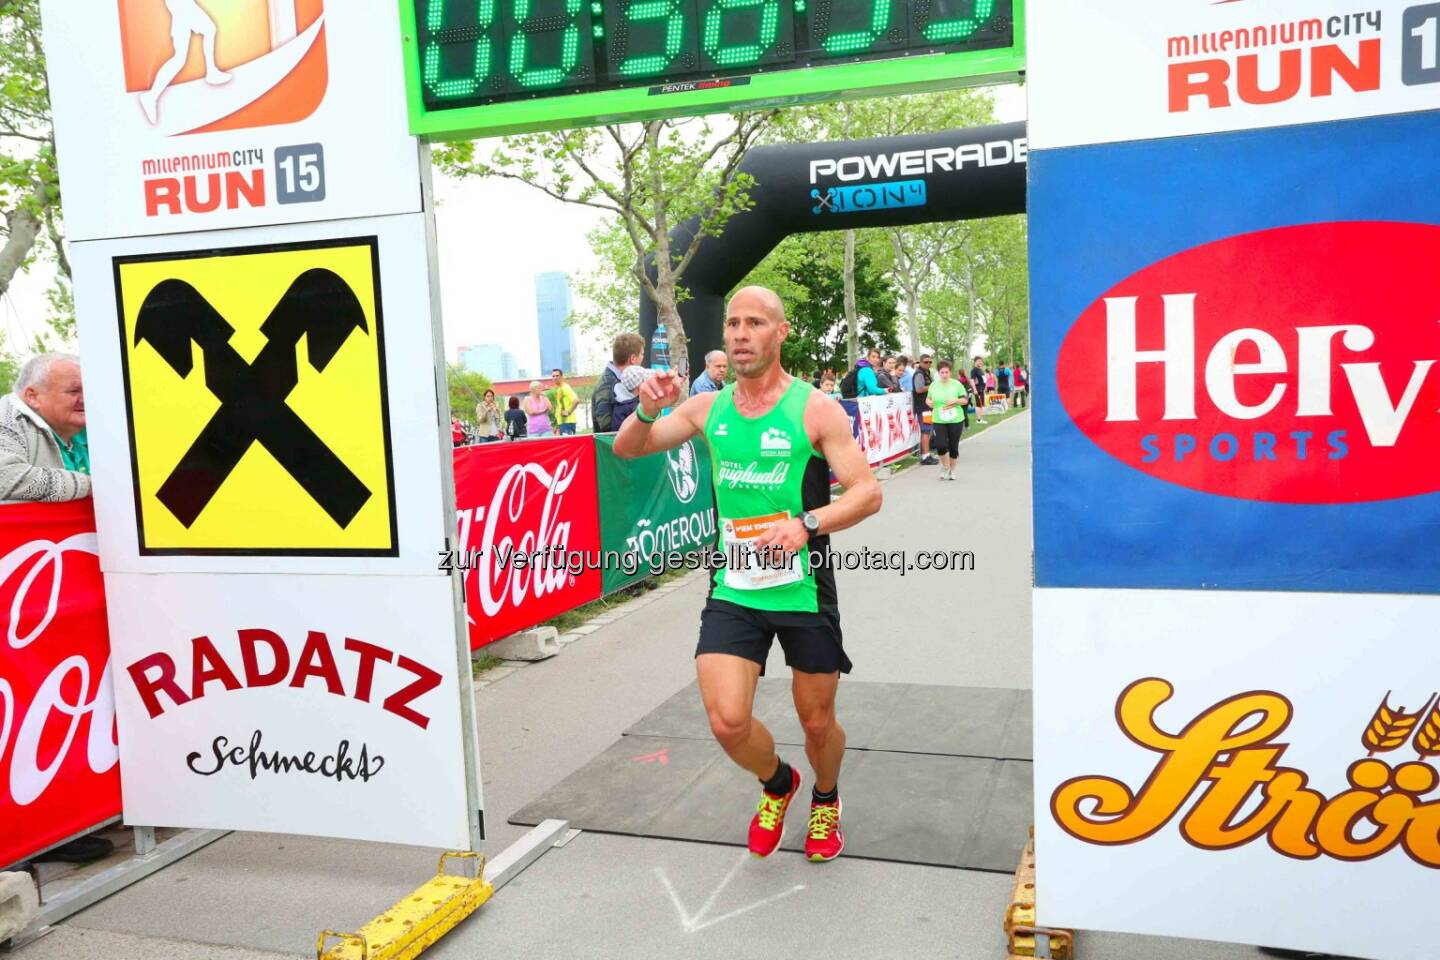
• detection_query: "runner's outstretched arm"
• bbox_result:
[612,371,710,458]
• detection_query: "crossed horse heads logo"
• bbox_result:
[133,269,372,529]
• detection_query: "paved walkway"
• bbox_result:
[19,412,1263,959]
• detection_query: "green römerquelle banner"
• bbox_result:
[593,434,718,595]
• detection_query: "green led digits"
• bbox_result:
[922,0,994,42]
[510,0,585,88]
[702,0,780,67]
[618,0,687,76]
[821,0,891,54]
[422,0,497,99]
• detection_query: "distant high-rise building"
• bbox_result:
[458,343,522,381]
[535,272,575,374]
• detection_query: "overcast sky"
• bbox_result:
[2,84,1026,375]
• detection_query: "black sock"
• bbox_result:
[761,759,793,796]
[812,785,838,805]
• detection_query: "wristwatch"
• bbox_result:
[800,511,821,539]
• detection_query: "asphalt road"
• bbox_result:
[20,413,1264,959]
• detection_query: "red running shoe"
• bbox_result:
[748,766,800,858]
[805,798,844,862]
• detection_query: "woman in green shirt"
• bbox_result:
[927,361,966,481]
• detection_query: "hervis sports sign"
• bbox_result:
[1055,220,1440,504]
[1030,107,1440,595]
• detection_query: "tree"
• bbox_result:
[435,113,774,376]
[921,214,1029,366]
[446,365,493,422]
[764,90,998,361]
[738,228,900,374]
[0,0,69,327]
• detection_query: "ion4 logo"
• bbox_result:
[118,0,328,136]
[1056,221,1440,504]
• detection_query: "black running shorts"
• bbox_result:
[933,421,963,458]
[696,598,852,676]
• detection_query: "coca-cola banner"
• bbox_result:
[105,571,474,847]
[0,501,121,869]
[842,394,920,470]
[453,439,603,650]
[594,436,717,595]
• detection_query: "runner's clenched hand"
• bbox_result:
[638,370,684,417]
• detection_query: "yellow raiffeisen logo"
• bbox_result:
[1052,679,1440,868]
[114,237,396,556]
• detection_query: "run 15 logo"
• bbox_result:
[1055,222,1440,503]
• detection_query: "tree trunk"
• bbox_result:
[906,293,921,359]
[843,229,858,368]
[0,183,45,299]
[653,276,689,381]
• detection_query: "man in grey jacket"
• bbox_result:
[0,352,90,502]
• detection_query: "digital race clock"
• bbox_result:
[398,0,1025,138]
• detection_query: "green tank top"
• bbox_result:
[703,378,830,613]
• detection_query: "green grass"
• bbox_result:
[471,653,506,677]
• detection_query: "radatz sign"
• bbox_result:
[0,502,121,869]
[452,439,603,650]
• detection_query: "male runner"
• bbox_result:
[614,286,882,862]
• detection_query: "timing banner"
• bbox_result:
[399,0,1026,138]
[453,438,603,650]
[593,435,717,595]
[0,501,121,870]
[40,0,423,241]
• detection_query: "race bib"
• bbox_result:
[721,512,803,591]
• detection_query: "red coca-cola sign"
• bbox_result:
[1056,221,1440,503]
[0,500,121,868]
[452,439,602,650]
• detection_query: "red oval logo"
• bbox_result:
[1056,222,1440,503]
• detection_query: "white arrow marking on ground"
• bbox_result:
[654,854,805,933]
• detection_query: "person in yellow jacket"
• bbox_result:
[549,369,579,435]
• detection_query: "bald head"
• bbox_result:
[728,286,785,324]
[724,285,788,379]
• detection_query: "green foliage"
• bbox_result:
[435,114,775,357]
[739,232,900,376]
[446,365,493,422]
[0,0,74,357]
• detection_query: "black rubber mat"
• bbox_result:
[510,683,1033,872]
[624,680,1032,760]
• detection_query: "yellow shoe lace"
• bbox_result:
[756,792,787,830]
[808,803,839,840]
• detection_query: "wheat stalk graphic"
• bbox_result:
[1362,692,1435,757]
[1413,699,1440,759]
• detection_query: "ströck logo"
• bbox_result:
[1055,221,1440,504]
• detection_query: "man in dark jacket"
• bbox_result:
[592,332,646,433]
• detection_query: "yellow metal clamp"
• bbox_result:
[316,851,493,960]
[317,931,368,960]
